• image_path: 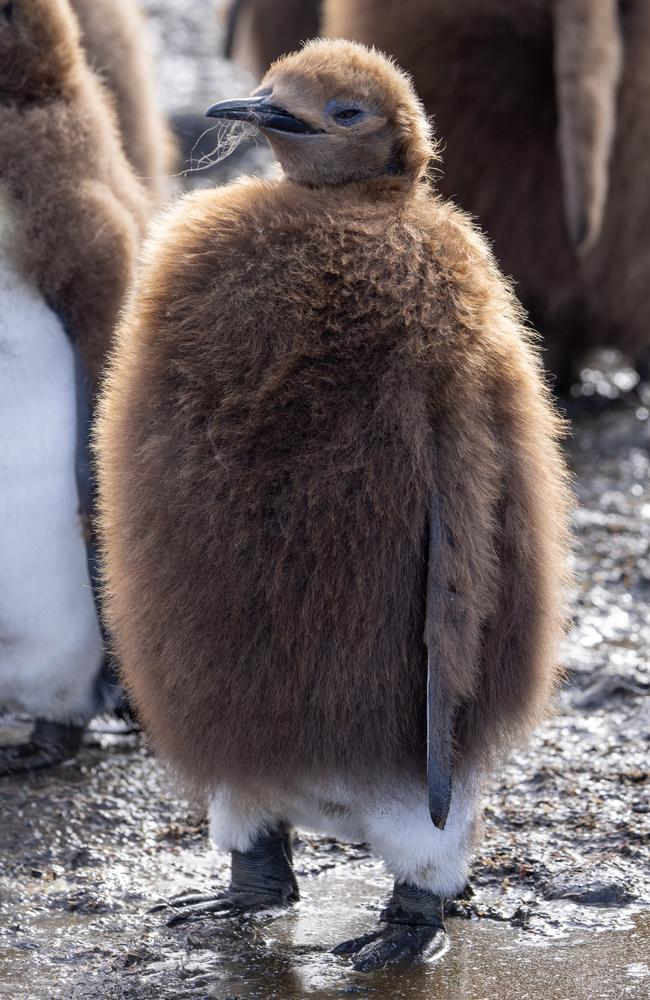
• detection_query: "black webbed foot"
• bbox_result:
[0,719,84,775]
[333,882,446,973]
[156,826,299,927]
[332,929,384,957]
[156,887,293,927]
[340,923,445,972]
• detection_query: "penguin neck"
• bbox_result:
[282,172,423,202]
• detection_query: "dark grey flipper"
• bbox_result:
[153,825,299,926]
[223,0,248,59]
[333,881,446,972]
[73,346,124,717]
[425,495,455,830]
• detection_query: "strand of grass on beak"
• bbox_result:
[179,120,260,177]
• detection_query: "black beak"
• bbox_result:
[205,97,323,135]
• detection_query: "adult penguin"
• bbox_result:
[97,40,571,970]
[224,0,321,79]
[325,0,648,386]
[70,0,176,205]
[0,0,148,772]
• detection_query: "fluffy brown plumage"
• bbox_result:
[224,0,321,78]
[70,0,176,204]
[0,0,149,387]
[325,0,649,382]
[97,39,571,799]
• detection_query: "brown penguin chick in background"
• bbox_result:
[224,0,321,78]
[70,0,176,205]
[0,0,149,388]
[326,0,648,386]
[96,39,571,971]
[0,0,149,774]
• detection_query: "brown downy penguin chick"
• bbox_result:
[97,39,571,971]
[0,0,148,773]
[69,0,176,205]
[326,0,647,386]
[0,0,148,387]
[224,0,321,79]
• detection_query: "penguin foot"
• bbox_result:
[156,826,299,927]
[0,719,84,775]
[335,923,445,972]
[333,882,446,973]
[156,886,295,926]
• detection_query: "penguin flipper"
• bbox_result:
[424,495,455,829]
[553,0,623,254]
[0,719,84,776]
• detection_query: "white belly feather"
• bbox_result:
[0,238,103,723]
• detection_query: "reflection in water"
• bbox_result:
[93,863,647,1000]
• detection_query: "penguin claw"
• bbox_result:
[159,888,295,927]
[166,896,239,926]
[332,930,384,957]
[0,720,83,775]
[149,891,213,913]
[335,925,446,973]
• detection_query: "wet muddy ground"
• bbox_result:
[1,3,649,997]
[1,386,648,1000]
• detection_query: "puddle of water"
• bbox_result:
[182,867,650,1000]
[2,845,647,1000]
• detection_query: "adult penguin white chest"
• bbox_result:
[0,196,103,756]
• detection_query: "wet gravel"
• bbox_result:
[0,3,649,997]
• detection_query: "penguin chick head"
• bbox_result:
[0,0,81,102]
[207,38,435,186]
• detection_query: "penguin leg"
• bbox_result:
[0,718,84,775]
[333,881,445,972]
[156,825,299,926]
[333,776,480,971]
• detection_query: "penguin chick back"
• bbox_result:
[97,169,572,795]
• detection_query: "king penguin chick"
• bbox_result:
[0,0,148,773]
[70,0,176,205]
[325,0,649,387]
[224,0,321,79]
[96,40,571,971]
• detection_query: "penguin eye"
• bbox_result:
[332,107,364,125]
[326,100,367,127]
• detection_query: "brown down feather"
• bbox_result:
[70,0,176,205]
[325,0,650,382]
[0,0,150,390]
[96,40,572,799]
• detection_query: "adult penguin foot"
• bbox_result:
[333,882,446,973]
[155,827,299,927]
[0,719,84,775]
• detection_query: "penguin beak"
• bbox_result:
[205,97,323,135]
